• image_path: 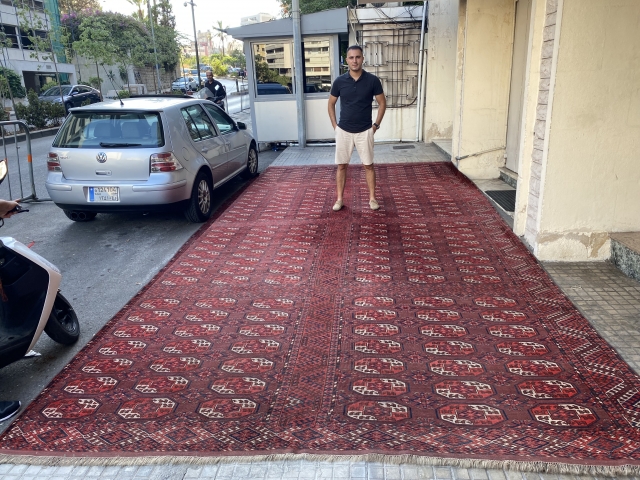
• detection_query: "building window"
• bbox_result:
[252,41,294,96]
[19,28,50,51]
[302,38,331,93]
[0,25,20,49]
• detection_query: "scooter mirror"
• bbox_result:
[0,158,7,185]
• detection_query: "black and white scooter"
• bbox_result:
[0,167,80,421]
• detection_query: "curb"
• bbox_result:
[0,126,59,146]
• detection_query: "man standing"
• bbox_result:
[202,71,226,109]
[328,45,386,211]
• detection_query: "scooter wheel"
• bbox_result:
[44,292,80,345]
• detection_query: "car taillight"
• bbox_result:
[150,152,183,173]
[47,152,61,172]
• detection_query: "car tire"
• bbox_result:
[63,210,97,222]
[184,170,213,223]
[240,145,259,180]
[44,292,80,345]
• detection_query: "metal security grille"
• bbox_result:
[359,23,423,109]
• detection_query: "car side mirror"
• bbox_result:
[236,122,247,130]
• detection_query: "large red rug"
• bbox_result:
[2,163,640,474]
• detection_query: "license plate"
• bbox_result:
[88,186,119,202]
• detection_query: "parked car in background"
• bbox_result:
[256,83,291,95]
[171,77,198,93]
[39,85,102,113]
[45,96,259,223]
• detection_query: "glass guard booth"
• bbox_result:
[227,9,348,143]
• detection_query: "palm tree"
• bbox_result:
[214,20,227,57]
[126,0,145,21]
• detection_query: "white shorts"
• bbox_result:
[334,126,374,165]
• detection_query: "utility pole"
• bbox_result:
[185,0,201,90]
[292,0,306,148]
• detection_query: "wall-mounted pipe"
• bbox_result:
[414,2,427,141]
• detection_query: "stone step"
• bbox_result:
[499,167,518,189]
[610,232,640,283]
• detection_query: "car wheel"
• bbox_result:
[185,170,213,223]
[44,292,80,345]
[63,210,97,222]
[240,145,259,180]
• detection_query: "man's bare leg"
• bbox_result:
[363,164,377,208]
[334,164,348,210]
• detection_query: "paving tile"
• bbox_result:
[433,466,453,479]
[0,464,13,474]
[8,465,28,474]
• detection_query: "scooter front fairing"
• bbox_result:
[0,237,61,369]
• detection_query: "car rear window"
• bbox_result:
[53,112,164,148]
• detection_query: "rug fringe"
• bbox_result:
[0,452,638,477]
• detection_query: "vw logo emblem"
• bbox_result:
[96,152,107,163]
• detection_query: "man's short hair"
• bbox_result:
[346,45,363,55]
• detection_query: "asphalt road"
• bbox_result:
[0,133,281,433]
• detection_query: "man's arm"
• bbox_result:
[373,93,386,133]
[328,95,339,129]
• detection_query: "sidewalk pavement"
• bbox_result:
[1,142,640,480]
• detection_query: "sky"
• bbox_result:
[99,0,283,42]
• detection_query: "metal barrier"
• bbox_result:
[0,120,46,202]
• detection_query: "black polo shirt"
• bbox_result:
[330,70,383,133]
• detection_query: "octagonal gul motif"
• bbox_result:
[488,325,537,338]
[64,377,118,394]
[356,264,392,274]
[497,341,549,356]
[183,310,229,322]
[198,399,258,419]
[457,265,495,274]
[134,376,189,393]
[231,339,280,354]
[355,273,393,283]
[354,297,395,307]
[173,325,220,337]
[221,358,274,373]
[413,297,455,307]
[353,358,405,374]
[82,358,133,374]
[264,274,303,285]
[420,325,467,338]
[346,401,410,422]
[474,297,518,308]
[438,404,505,426]
[405,264,443,274]
[454,256,491,265]
[42,399,100,419]
[405,256,440,265]
[140,298,180,309]
[430,360,485,376]
[211,377,266,394]
[98,341,146,355]
[434,381,494,399]
[354,339,402,354]
[149,357,201,373]
[352,378,408,396]
[195,298,237,309]
[416,310,461,322]
[424,341,475,356]
[480,310,527,322]
[112,325,158,338]
[163,339,211,354]
[117,398,176,420]
[353,309,397,321]
[530,404,597,427]
[245,311,289,322]
[269,265,303,274]
[409,274,446,284]
[354,324,399,336]
[127,310,170,322]
[239,325,285,336]
[463,275,502,284]
[518,380,578,399]
[218,266,255,275]
[506,360,563,376]
[252,298,295,309]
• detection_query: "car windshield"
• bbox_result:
[53,112,164,148]
[42,86,72,96]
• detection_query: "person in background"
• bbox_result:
[202,71,226,109]
[0,198,22,423]
[327,45,386,212]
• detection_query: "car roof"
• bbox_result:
[70,96,202,112]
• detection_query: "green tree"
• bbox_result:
[0,67,26,98]
[57,0,101,15]
[280,0,355,16]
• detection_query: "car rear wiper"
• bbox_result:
[99,142,142,147]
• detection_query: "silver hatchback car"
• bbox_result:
[46,96,258,222]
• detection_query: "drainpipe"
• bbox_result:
[414,2,427,141]
[292,0,306,148]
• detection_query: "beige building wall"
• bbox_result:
[423,0,458,143]
[452,0,515,179]
[531,0,640,261]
